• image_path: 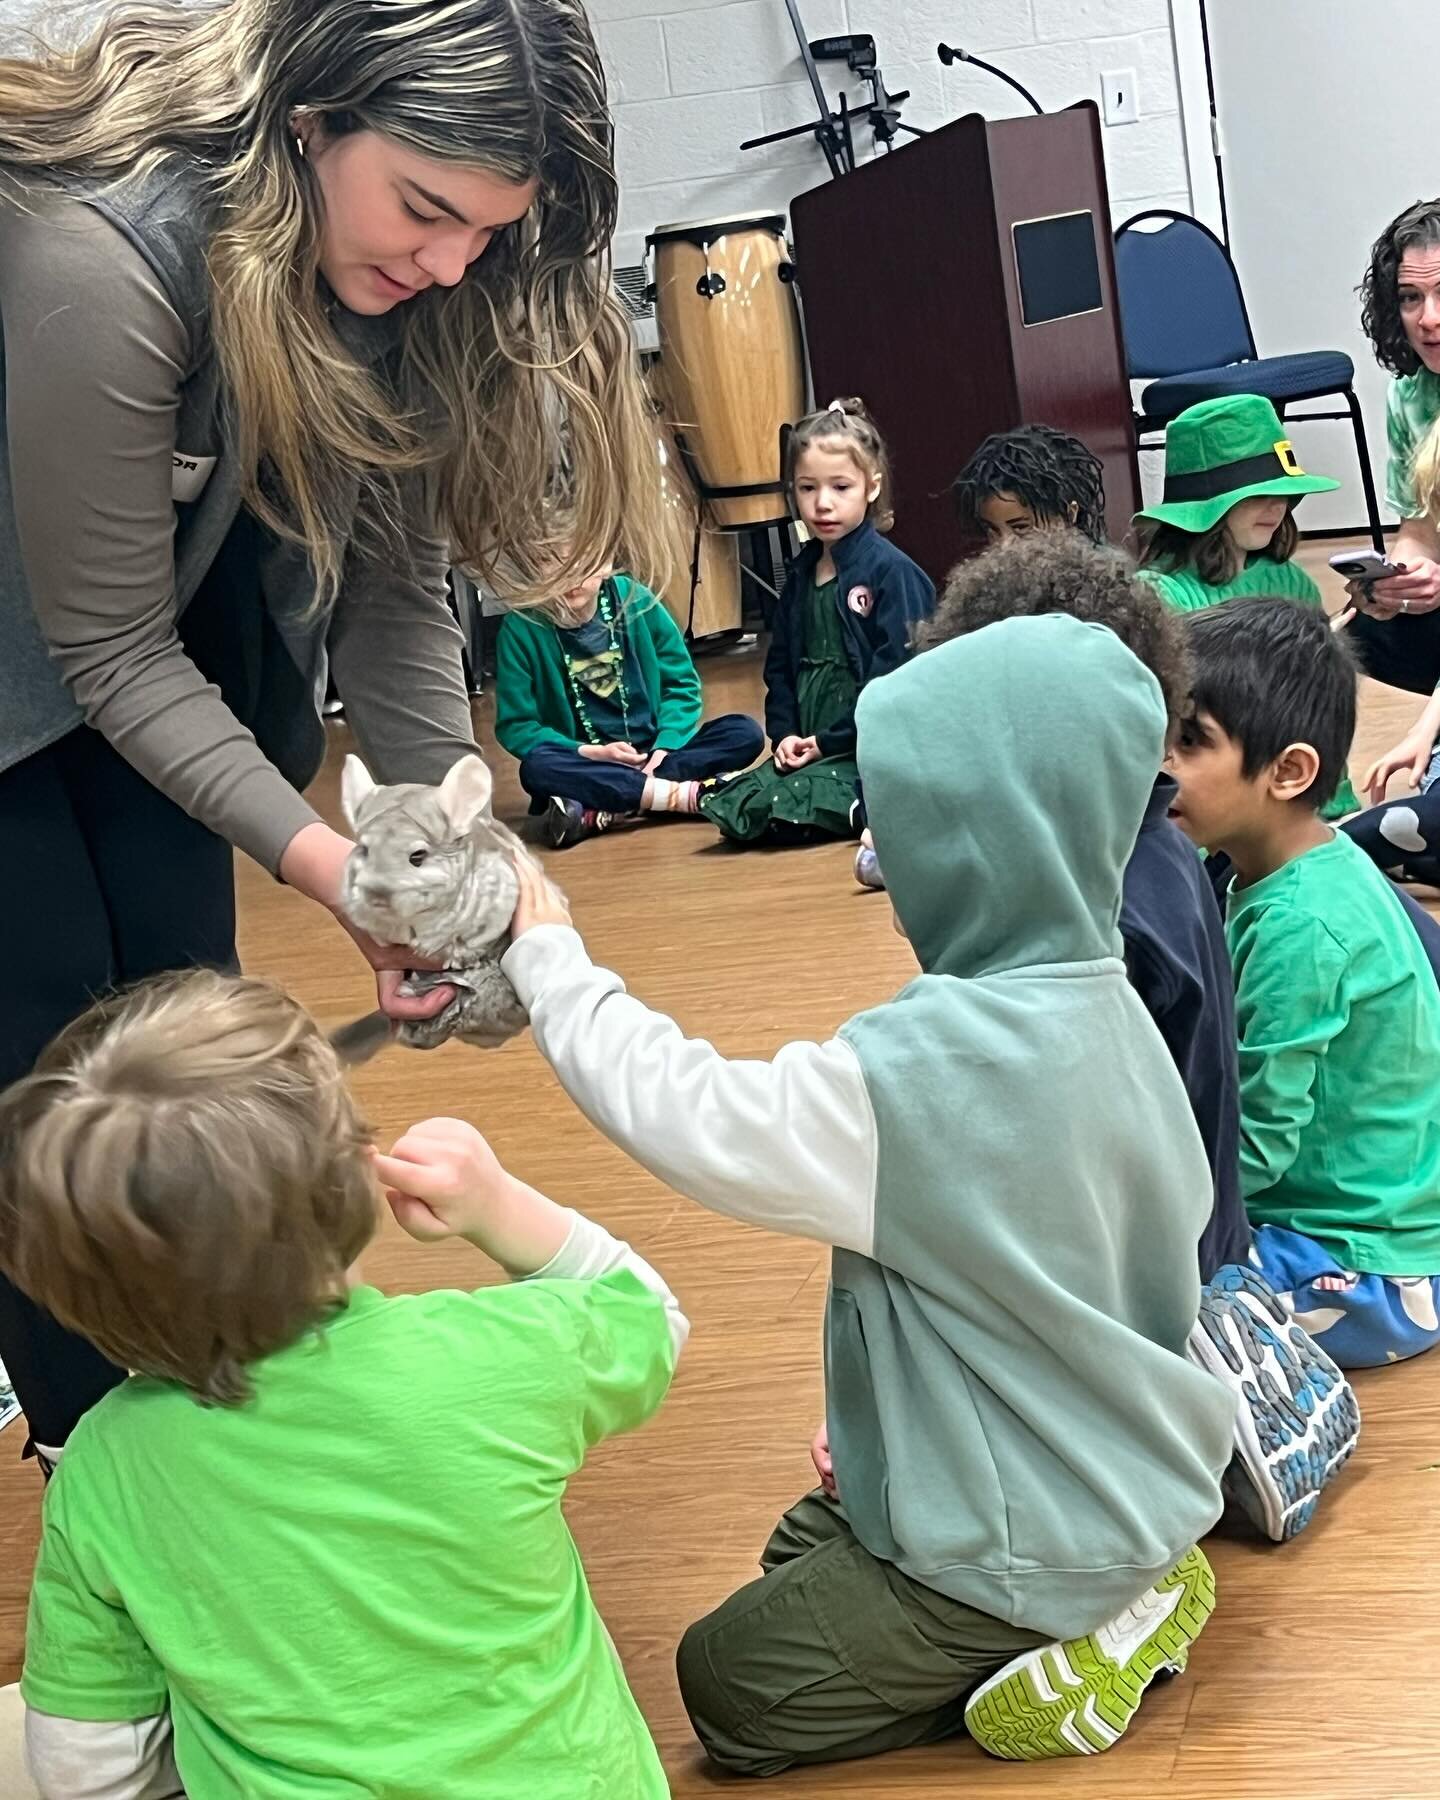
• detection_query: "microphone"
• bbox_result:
[936,42,1044,115]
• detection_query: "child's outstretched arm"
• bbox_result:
[375,1116,688,1363]
[501,862,878,1256]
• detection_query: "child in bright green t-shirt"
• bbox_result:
[0,970,684,1800]
[1136,394,1359,817]
[1168,597,1440,1369]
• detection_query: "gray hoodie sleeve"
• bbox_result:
[0,189,322,871]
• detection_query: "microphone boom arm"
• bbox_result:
[937,42,1044,116]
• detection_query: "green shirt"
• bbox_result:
[1384,366,1440,518]
[22,1273,675,1800]
[1138,552,1323,615]
[1226,831,1440,1275]
[494,576,700,759]
[1137,557,1359,818]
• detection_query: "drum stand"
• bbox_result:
[740,26,926,172]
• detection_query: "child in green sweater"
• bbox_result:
[493,566,762,848]
[1137,394,1359,817]
[1168,597,1440,1367]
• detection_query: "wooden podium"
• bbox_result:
[790,103,1139,586]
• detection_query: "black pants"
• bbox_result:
[1348,610,1440,696]
[518,713,764,814]
[0,729,236,1452]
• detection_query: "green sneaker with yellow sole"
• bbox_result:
[964,1545,1215,1760]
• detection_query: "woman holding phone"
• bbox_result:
[0,0,662,1471]
[1345,200,1440,697]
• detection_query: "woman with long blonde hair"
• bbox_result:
[0,0,664,1468]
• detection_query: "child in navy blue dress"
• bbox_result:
[701,400,933,844]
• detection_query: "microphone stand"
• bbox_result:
[936,42,1044,116]
[782,0,846,177]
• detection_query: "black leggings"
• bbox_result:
[1348,609,1440,696]
[0,725,236,1452]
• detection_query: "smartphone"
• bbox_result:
[1329,549,1406,583]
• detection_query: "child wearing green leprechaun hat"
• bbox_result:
[1136,394,1359,818]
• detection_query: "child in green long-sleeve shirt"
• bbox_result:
[1168,596,1440,1367]
[494,566,762,849]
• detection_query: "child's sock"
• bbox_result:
[642,776,701,814]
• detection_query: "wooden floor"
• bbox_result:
[2,546,1439,1795]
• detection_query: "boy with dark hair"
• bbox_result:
[1171,597,1440,1366]
[923,535,1360,1541]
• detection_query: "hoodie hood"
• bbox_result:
[857,614,1166,978]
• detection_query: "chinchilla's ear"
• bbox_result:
[438,754,495,834]
[340,754,377,829]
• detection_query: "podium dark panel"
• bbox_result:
[791,104,1139,586]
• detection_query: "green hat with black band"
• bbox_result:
[1135,394,1340,533]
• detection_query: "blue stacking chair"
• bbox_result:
[1113,209,1383,549]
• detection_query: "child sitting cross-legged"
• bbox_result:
[500,612,1234,1771]
[494,561,763,849]
[920,534,1361,1542]
[1170,597,1440,1366]
[0,970,685,1800]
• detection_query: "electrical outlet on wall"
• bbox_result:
[1101,69,1139,125]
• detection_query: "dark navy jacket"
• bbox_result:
[763,519,935,757]
[1121,776,1249,1281]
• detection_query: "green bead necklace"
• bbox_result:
[562,579,632,746]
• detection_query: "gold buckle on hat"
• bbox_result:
[1274,438,1304,475]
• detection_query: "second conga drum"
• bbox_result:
[647,214,805,530]
[651,403,742,640]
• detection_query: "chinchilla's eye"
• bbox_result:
[408,847,429,868]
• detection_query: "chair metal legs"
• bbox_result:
[1344,387,1386,552]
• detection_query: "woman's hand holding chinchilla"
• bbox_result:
[278,820,455,1021]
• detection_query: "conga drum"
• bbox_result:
[650,400,742,640]
[646,214,805,530]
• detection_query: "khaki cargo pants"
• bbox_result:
[676,1491,1051,1778]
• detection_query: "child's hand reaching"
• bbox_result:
[375,1116,572,1274]
[810,1421,838,1500]
[374,1117,509,1244]
[1363,717,1440,803]
[510,854,573,938]
[774,734,822,772]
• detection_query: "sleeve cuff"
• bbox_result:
[525,1209,624,1282]
[253,790,327,878]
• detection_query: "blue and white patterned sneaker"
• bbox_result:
[964,1547,1215,1760]
[1189,1268,1360,1541]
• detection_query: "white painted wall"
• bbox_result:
[1202,0,1431,534]
[597,0,1196,274]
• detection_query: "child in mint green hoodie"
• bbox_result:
[493,566,762,850]
[502,613,1234,1773]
